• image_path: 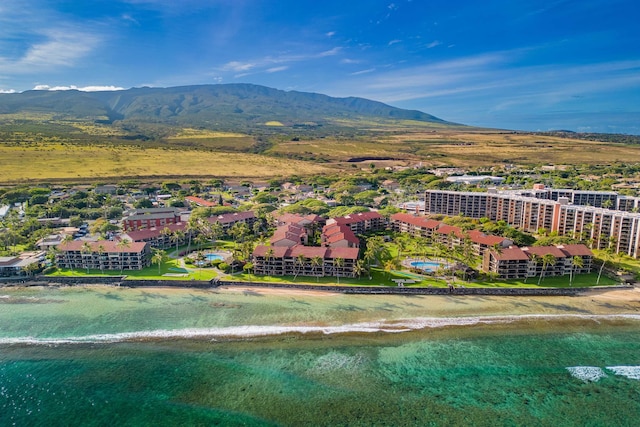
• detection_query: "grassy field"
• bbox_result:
[3,121,640,183]
[0,141,333,183]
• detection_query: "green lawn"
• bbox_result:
[47,257,219,281]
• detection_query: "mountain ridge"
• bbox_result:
[0,83,454,133]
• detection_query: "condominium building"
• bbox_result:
[325,212,386,234]
[56,240,150,271]
[252,245,359,278]
[426,188,640,258]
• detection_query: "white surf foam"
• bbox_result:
[566,366,607,382]
[1,314,639,345]
[606,366,640,380]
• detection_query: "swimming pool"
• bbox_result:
[410,261,445,272]
[205,253,224,262]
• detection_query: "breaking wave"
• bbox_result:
[1,314,639,345]
[566,366,607,382]
[606,366,640,380]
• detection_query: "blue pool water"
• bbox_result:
[205,253,224,261]
[410,261,444,272]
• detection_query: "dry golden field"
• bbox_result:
[0,142,333,183]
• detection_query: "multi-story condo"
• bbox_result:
[325,212,386,234]
[206,211,256,232]
[482,244,593,280]
[252,245,359,278]
[123,208,182,232]
[56,240,150,271]
[426,188,640,258]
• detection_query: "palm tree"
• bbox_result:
[160,227,172,249]
[538,253,556,285]
[596,247,613,285]
[353,259,366,279]
[170,229,184,254]
[528,253,540,284]
[311,255,323,281]
[80,242,92,274]
[152,249,167,275]
[96,243,106,274]
[185,216,199,255]
[293,254,306,281]
[384,259,397,279]
[116,239,131,274]
[570,255,584,287]
[334,257,344,284]
[61,234,74,272]
[265,248,275,277]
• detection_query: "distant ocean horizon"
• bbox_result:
[2,286,639,426]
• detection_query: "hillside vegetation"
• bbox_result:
[1,84,639,183]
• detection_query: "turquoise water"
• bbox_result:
[1,286,640,426]
[206,253,224,261]
[410,261,445,272]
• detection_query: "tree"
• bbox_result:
[61,234,74,272]
[160,227,172,249]
[570,255,584,287]
[334,257,344,284]
[170,229,184,254]
[152,249,167,275]
[80,242,92,274]
[538,253,556,285]
[384,259,398,279]
[310,255,323,281]
[265,248,275,277]
[353,259,366,279]
[290,254,305,281]
[96,243,106,274]
[116,239,131,274]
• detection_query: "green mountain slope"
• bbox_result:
[0,84,454,133]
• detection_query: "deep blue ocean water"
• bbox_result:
[1,286,639,426]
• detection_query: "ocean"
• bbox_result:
[1,285,640,426]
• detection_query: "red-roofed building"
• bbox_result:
[390,213,441,238]
[482,246,531,279]
[522,246,568,278]
[185,196,217,207]
[56,240,150,271]
[123,208,182,231]
[121,222,189,249]
[270,223,308,247]
[326,211,386,234]
[252,245,359,278]
[206,211,256,232]
[557,244,594,274]
[322,223,360,248]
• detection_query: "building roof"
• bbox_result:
[207,211,255,225]
[185,196,216,207]
[390,213,441,229]
[326,247,360,260]
[123,222,187,241]
[492,247,530,261]
[331,211,383,225]
[252,245,358,260]
[323,223,359,246]
[57,240,148,253]
[468,230,506,246]
[522,246,567,258]
[557,244,594,257]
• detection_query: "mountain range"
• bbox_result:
[0,84,453,134]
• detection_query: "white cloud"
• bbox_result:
[350,68,376,76]
[426,40,442,48]
[388,39,401,46]
[319,47,342,57]
[266,66,288,73]
[221,61,256,72]
[0,89,16,93]
[33,85,124,92]
[326,31,336,37]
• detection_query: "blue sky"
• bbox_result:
[1,0,639,134]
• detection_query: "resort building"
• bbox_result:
[0,253,43,277]
[56,240,151,271]
[270,223,308,247]
[123,208,182,231]
[321,223,360,248]
[325,211,386,234]
[121,222,189,249]
[425,188,640,258]
[252,245,359,278]
[390,213,440,238]
[206,211,256,232]
[482,244,593,280]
